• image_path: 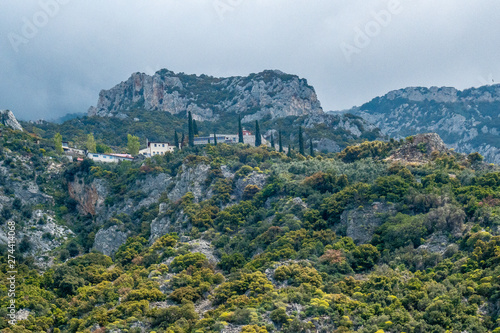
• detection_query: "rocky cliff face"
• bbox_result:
[338,202,394,244]
[93,225,129,257]
[0,110,23,131]
[347,85,500,164]
[386,133,453,165]
[67,176,108,216]
[88,69,323,121]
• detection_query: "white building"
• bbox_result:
[193,131,267,147]
[194,134,238,145]
[86,153,134,163]
[62,142,86,156]
[140,141,175,157]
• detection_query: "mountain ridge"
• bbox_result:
[346,84,500,164]
[87,69,323,122]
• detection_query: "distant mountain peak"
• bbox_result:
[88,69,323,121]
[349,84,500,164]
[380,84,500,104]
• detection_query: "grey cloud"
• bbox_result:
[1,0,499,120]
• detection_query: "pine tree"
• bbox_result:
[188,111,194,147]
[299,126,305,155]
[309,138,314,157]
[214,132,217,145]
[270,133,275,149]
[279,130,283,153]
[193,119,199,136]
[238,115,244,143]
[255,120,261,146]
[174,130,179,149]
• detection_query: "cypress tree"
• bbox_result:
[181,132,185,148]
[214,132,217,145]
[193,119,199,136]
[309,138,314,157]
[188,111,194,147]
[255,120,262,146]
[238,115,244,143]
[279,130,283,153]
[174,130,179,149]
[287,144,292,157]
[299,126,305,155]
[270,133,275,149]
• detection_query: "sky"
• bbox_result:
[1,0,500,121]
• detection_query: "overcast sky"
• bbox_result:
[1,0,499,120]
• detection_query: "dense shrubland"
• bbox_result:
[1,125,500,332]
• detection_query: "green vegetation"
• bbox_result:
[54,132,63,154]
[86,133,97,153]
[255,120,261,147]
[188,111,194,147]
[1,121,499,332]
[127,134,140,156]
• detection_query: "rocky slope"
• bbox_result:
[346,85,500,164]
[88,69,323,121]
[1,109,23,131]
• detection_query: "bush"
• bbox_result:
[170,252,208,272]
[350,244,380,271]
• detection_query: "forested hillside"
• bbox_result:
[1,123,500,333]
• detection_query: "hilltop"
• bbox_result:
[87,69,323,122]
[22,69,384,154]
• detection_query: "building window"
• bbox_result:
[162,144,165,147]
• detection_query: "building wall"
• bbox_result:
[87,153,120,163]
[149,142,175,156]
[86,153,134,163]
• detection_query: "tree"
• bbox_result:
[96,143,112,154]
[287,144,292,157]
[279,130,283,153]
[86,134,97,153]
[188,111,194,147]
[181,132,185,148]
[213,132,218,146]
[309,138,314,157]
[127,134,140,155]
[54,132,63,154]
[174,130,179,149]
[468,152,484,164]
[351,244,380,271]
[270,133,275,149]
[238,115,244,143]
[254,120,261,146]
[193,119,199,136]
[298,126,305,155]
